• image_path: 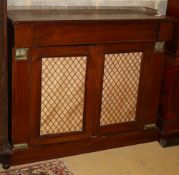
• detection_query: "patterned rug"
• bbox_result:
[0,159,73,175]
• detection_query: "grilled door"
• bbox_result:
[29,46,93,145]
[92,43,164,135]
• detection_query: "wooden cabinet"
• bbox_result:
[8,9,175,165]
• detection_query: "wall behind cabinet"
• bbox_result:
[7,0,168,15]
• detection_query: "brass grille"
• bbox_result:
[40,56,87,135]
[100,52,142,126]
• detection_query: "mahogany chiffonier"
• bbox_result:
[7,7,175,165]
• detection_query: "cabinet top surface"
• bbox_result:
[7,7,173,23]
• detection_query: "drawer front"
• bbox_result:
[34,22,157,46]
[14,22,158,47]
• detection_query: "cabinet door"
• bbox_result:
[29,46,93,145]
[93,43,164,135]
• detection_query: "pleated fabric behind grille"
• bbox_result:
[40,56,87,135]
[100,52,142,126]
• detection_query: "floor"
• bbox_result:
[1,141,179,174]
[62,141,179,175]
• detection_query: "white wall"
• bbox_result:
[7,0,168,15]
[155,0,168,15]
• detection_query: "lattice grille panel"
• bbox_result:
[40,56,87,135]
[100,52,142,126]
